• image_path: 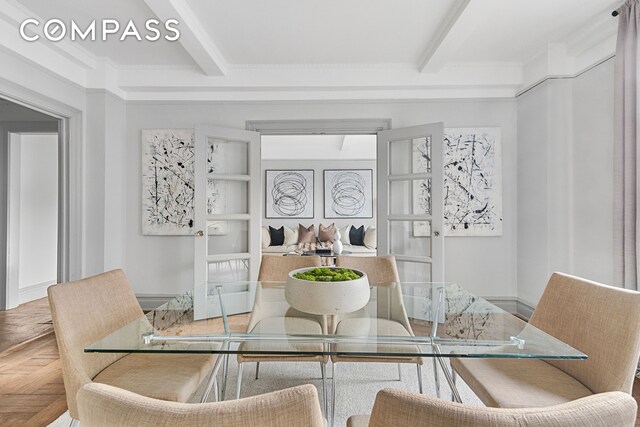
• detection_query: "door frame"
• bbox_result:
[246,118,391,135]
[0,87,83,310]
[6,129,59,309]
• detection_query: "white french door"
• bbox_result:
[377,123,445,321]
[193,125,261,320]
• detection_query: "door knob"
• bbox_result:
[195,230,205,237]
[433,231,440,237]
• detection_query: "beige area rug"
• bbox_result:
[49,354,483,426]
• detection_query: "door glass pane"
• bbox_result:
[389,220,432,257]
[411,136,431,173]
[389,179,431,216]
[389,139,411,175]
[207,179,248,215]
[389,136,431,176]
[207,259,250,281]
[396,259,432,283]
[208,220,248,254]
[207,138,248,175]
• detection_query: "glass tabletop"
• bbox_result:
[86,281,586,360]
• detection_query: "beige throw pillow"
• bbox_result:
[297,224,316,244]
[339,225,351,245]
[261,227,271,249]
[283,226,299,245]
[364,226,377,249]
[318,223,336,243]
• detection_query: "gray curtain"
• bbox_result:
[614,0,640,291]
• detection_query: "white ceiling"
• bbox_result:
[196,0,453,65]
[2,0,621,100]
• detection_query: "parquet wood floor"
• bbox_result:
[0,298,53,354]
[0,333,66,426]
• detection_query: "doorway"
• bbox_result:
[260,134,378,262]
[1,98,60,309]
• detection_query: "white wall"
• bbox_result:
[16,134,58,290]
[517,58,614,306]
[125,99,518,299]
[261,159,377,232]
[84,90,127,276]
[572,60,614,284]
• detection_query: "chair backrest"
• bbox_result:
[529,272,640,395]
[335,256,411,333]
[361,388,636,427]
[257,255,322,281]
[248,255,324,333]
[47,269,144,419]
[77,382,325,427]
[336,255,399,285]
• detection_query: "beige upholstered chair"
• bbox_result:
[77,382,325,427]
[346,388,637,427]
[451,272,640,409]
[333,256,423,425]
[236,255,329,411]
[48,269,218,423]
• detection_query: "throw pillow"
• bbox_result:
[283,226,299,245]
[297,224,316,244]
[364,226,377,249]
[349,225,365,246]
[261,227,271,249]
[268,226,285,246]
[318,223,336,243]
[339,225,351,245]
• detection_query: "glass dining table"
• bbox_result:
[86,281,586,425]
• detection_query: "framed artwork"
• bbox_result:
[265,169,314,218]
[412,127,503,237]
[141,129,195,235]
[324,169,373,219]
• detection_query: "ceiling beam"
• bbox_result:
[144,0,227,76]
[339,135,347,151]
[417,0,471,73]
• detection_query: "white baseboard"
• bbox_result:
[18,280,56,304]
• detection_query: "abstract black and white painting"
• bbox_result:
[142,129,195,235]
[413,128,503,236]
[265,170,314,218]
[324,169,373,219]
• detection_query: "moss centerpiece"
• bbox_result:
[285,266,370,315]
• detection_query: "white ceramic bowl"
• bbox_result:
[285,267,371,315]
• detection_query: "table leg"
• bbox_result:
[431,355,441,398]
[331,362,337,427]
[221,353,230,400]
[433,345,462,403]
[200,352,224,403]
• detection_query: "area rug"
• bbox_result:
[49,357,483,426]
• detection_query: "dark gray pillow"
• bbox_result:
[349,225,365,246]
[269,226,285,246]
